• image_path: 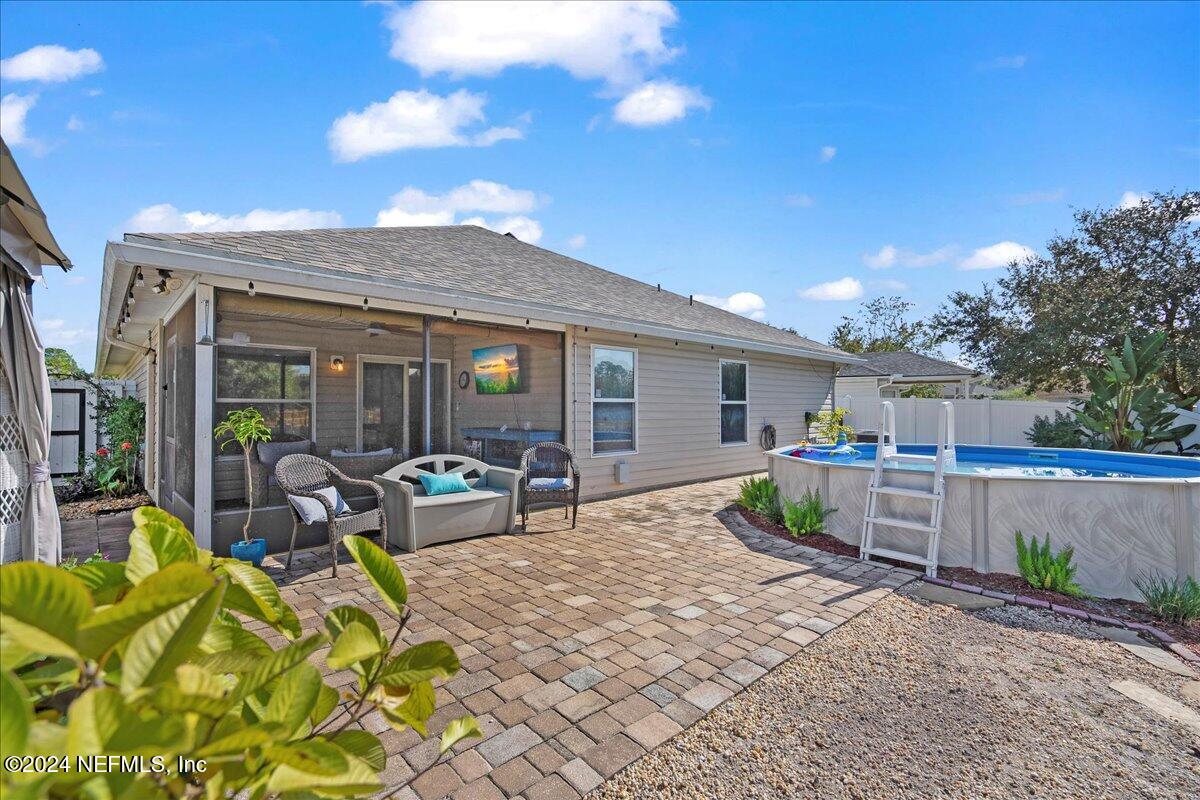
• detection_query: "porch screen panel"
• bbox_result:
[215,346,313,445]
[407,362,449,455]
[173,299,196,507]
[361,362,406,453]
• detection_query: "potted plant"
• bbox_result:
[214,407,272,565]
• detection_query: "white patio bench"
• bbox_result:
[374,454,520,553]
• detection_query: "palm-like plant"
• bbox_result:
[1014,531,1085,597]
[1074,332,1197,452]
[214,407,273,542]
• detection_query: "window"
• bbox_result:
[216,345,313,447]
[592,346,636,455]
[720,359,748,445]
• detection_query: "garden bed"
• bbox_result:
[736,506,1199,659]
[58,493,151,521]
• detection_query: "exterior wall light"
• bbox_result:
[330,355,346,372]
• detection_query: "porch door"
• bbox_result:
[406,361,449,455]
[360,362,407,454]
[158,334,177,513]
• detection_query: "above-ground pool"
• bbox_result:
[768,443,1199,600]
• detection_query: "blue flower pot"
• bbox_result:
[230,537,267,567]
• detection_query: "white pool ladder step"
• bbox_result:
[859,400,956,577]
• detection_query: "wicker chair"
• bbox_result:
[275,453,387,577]
[519,442,580,530]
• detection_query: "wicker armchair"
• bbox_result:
[275,453,387,577]
[519,442,580,530]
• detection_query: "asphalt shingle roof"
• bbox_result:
[127,225,849,359]
[838,350,978,378]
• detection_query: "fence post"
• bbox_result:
[983,397,992,445]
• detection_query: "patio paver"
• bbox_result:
[72,475,914,798]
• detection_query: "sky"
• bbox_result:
[2,0,1197,370]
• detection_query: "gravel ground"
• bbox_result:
[591,585,1200,800]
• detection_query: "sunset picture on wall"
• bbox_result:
[472,344,521,394]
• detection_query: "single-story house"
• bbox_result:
[836,350,981,399]
[95,225,859,555]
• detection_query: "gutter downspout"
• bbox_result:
[103,327,153,360]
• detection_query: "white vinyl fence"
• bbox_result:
[840,395,1075,447]
[840,394,1200,452]
[49,379,135,482]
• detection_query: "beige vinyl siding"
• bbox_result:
[835,375,882,400]
[571,327,835,499]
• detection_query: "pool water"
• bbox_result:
[788,443,1200,480]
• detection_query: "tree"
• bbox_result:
[828,296,941,355]
[44,347,81,378]
[933,191,1199,399]
[899,383,942,399]
[214,407,273,542]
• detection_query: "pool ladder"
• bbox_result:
[859,400,956,577]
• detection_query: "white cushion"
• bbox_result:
[331,447,395,458]
[528,477,572,490]
[288,486,353,525]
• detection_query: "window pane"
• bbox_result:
[217,347,311,400]
[593,402,635,453]
[216,402,311,448]
[721,404,747,444]
[362,362,406,453]
[721,362,746,402]
[594,348,634,399]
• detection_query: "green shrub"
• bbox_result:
[1133,573,1200,624]
[812,407,855,443]
[1014,531,1085,597]
[0,508,480,799]
[736,476,783,524]
[1025,410,1084,448]
[899,383,942,399]
[782,489,837,536]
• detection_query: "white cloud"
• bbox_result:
[65,115,84,132]
[818,145,837,163]
[383,0,680,87]
[1007,188,1064,206]
[1,45,104,83]
[375,180,545,243]
[1119,190,1149,209]
[612,80,709,127]
[977,54,1027,70]
[694,291,767,321]
[460,215,543,244]
[798,277,863,302]
[125,204,342,233]
[785,193,814,208]
[862,245,897,269]
[327,89,522,162]
[0,93,37,146]
[863,244,954,269]
[567,234,587,249]
[37,318,94,347]
[959,241,1035,271]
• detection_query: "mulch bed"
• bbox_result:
[736,505,1199,660]
[58,493,152,521]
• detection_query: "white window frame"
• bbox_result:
[719,358,749,447]
[214,341,316,461]
[355,354,452,454]
[590,344,638,457]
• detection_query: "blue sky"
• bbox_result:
[2,1,1197,369]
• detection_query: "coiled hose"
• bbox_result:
[759,423,777,451]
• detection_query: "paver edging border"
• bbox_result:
[920,575,1199,665]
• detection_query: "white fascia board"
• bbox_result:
[109,239,863,365]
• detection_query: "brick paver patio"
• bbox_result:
[63,476,915,799]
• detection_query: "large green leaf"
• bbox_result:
[326,622,384,671]
[197,615,272,658]
[125,522,198,585]
[440,715,482,755]
[120,580,226,692]
[263,739,347,776]
[330,730,385,772]
[195,722,284,759]
[265,749,381,797]
[341,536,406,615]
[66,688,186,756]
[323,605,383,643]
[381,679,435,736]
[67,561,129,605]
[77,563,216,659]
[234,634,325,699]
[1,669,31,757]
[0,562,92,658]
[147,663,231,717]
[377,641,460,687]
[310,682,340,727]
[215,559,301,640]
[263,661,322,734]
[131,506,189,533]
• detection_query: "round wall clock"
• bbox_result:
[458,370,470,389]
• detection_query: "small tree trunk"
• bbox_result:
[242,444,254,542]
